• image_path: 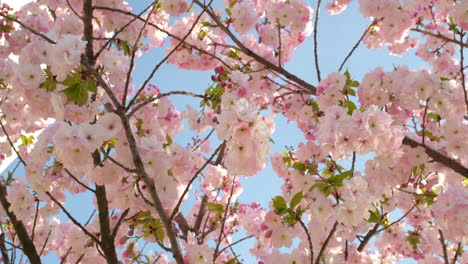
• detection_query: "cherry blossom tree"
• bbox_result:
[0,0,466,263]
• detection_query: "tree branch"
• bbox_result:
[0,119,26,166]
[0,14,56,44]
[402,137,468,178]
[438,229,449,264]
[298,218,314,263]
[314,221,337,264]
[411,28,468,49]
[0,233,10,264]
[338,19,379,72]
[357,223,379,252]
[313,0,322,82]
[95,185,119,264]
[0,184,41,264]
[45,191,100,245]
[193,0,317,94]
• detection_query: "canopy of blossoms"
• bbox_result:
[0,0,466,263]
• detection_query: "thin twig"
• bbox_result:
[411,28,468,48]
[129,91,206,117]
[339,19,378,72]
[112,208,130,239]
[438,229,449,264]
[45,191,100,245]
[0,119,26,166]
[314,221,337,264]
[0,184,41,264]
[169,142,225,221]
[122,2,157,106]
[125,1,212,111]
[64,168,95,192]
[452,242,462,264]
[215,235,254,258]
[313,0,322,82]
[357,223,379,252]
[193,0,317,94]
[0,234,10,264]
[213,176,237,262]
[0,14,56,44]
[402,137,468,178]
[376,203,417,233]
[459,30,468,115]
[298,218,314,263]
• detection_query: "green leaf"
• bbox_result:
[348,80,359,87]
[163,135,173,148]
[344,70,351,81]
[309,182,331,195]
[155,227,165,242]
[60,71,81,86]
[201,21,211,27]
[206,202,224,213]
[39,68,58,92]
[229,1,236,8]
[405,232,420,250]
[272,196,287,210]
[20,134,34,146]
[367,209,381,223]
[61,83,88,106]
[86,77,97,93]
[342,100,357,115]
[274,207,289,216]
[225,258,237,264]
[347,88,356,96]
[290,191,303,209]
[225,8,231,16]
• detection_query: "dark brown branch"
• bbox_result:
[213,176,237,261]
[31,200,40,242]
[313,0,322,82]
[122,3,157,106]
[376,203,417,233]
[129,91,207,117]
[193,195,208,235]
[125,2,212,111]
[83,0,94,65]
[0,14,56,44]
[169,142,225,221]
[402,137,468,178]
[298,218,314,263]
[216,235,254,258]
[64,168,95,192]
[0,119,26,166]
[93,6,232,69]
[0,184,41,264]
[94,4,153,60]
[452,242,462,264]
[116,108,184,264]
[45,191,100,245]
[38,230,51,257]
[112,208,130,239]
[95,185,119,264]
[314,221,337,264]
[338,19,378,72]
[459,31,468,114]
[357,223,379,252]
[59,247,72,264]
[438,229,449,264]
[101,150,136,173]
[411,28,468,48]
[0,233,10,264]
[194,0,317,94]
